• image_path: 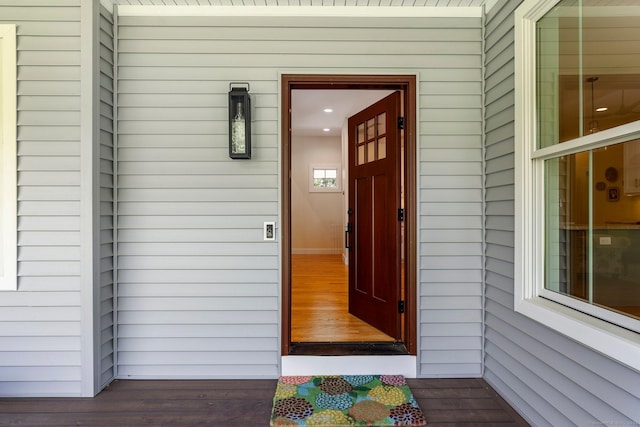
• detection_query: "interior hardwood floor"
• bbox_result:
[291,253,395,342]
[0,379,531,426]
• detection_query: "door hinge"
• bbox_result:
[398,208,405,222]
[398,117,405,130]
[398,300,406,314]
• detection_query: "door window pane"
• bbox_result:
[357,123,365,144]
[377,112,386,136]
[367,141,375,162]
[366,118,375,139]
[378,137,386,160]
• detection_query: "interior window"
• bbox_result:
[309,165,341,192]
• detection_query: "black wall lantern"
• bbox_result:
[229,82,251,159]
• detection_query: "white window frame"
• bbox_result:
[309,164,342,193]
[0,24,16,291]
[514,0,640,372]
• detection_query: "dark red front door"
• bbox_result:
[347,91,402,339]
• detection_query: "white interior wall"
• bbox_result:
[291,135,344,254]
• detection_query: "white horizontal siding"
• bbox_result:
[483,0,640,424]
[116,13,483,378]
[98,3,115,390]
[0,0,83,397]
[414,16,483,374]
[419,71,483,377]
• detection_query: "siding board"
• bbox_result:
[118,65,483,82]
[118,15,481,29]
[118,26,481,41]
[483,0,640,424]
[0,7,80,21]
[116,14,483,378]
[118,310,277,323]
[0,367,81,382]
[116,364,278,378]
[118,270,279,284]
[116,53,482,69]
[117,324,278,338]
[0,336,80,352]
[17,35,80,51]
[118,242,279,256]
[117,39,482,55]
[19,65,81,80]
[0,382,85,397]
[118,175,277,189]
[421,242,482,256]
[117,337,278,352]
[422,215,482,229]
[421,161,483,175]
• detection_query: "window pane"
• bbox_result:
[325,169,337,179]
[314,169,326,179]
[377,112,386,136]
[536,0,640,148]
[314,178,336,188]
[366,118,375,139]
[357,123,365,144]
[378,137,386,160]
[367,141,375,162]
[358,145,365,165]
[545,140,640,320]
[545,155,580,295]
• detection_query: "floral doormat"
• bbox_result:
[270,375,426,426]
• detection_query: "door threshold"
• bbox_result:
[282,353,417,377]
[289,342,408,356]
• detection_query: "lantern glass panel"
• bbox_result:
[229,88,251,159]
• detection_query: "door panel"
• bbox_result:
[354,176,372,296]
[347,92,402,339]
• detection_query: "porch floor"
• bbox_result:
[0,378,530,426]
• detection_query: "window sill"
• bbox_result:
[515,297,640,373]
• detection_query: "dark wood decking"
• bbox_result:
[0,378,529,426]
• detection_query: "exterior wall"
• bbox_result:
[0,1,84,397]
[0,2,636,416]
[483,0,640,424]
[115,13,484,378]
[98,3,116,390]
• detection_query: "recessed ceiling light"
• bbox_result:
[596,107,608,112]
[323,128,330,132]
[323,108,333,113]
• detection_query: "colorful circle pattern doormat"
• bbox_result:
[270,375,426,426]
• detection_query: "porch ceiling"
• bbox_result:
[111,0,487,7]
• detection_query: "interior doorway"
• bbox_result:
[281,75,417,356]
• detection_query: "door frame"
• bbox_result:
[281,74,417,356]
